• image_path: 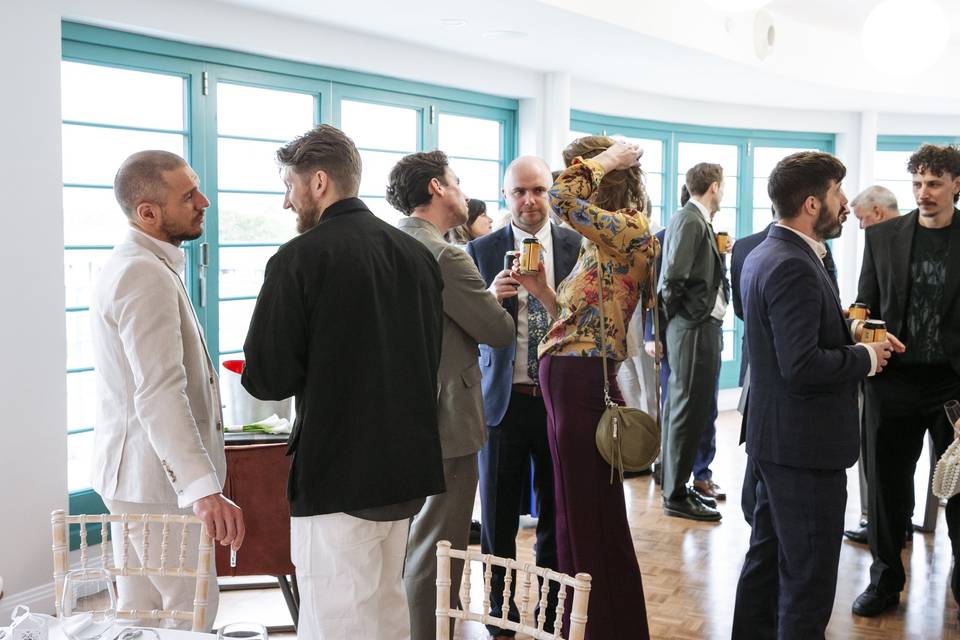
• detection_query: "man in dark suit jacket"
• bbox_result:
[466,156,580,639]
[731,217,838,524]
[241,125,446,639]
[732,151,893,639]
[852,144,960,618]
[657,163,728,521]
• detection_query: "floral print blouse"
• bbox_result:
[538,157,659,361]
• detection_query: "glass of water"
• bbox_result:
[58,568,116,640]
[218,622,268,639]
[946,400,960,439]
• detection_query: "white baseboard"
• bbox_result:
[0,544,104,622]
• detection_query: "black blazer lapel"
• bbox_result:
[889,212,917,322]
[941,209,960,316]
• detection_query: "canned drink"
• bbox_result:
[861,320,887,343]
[519,238,542,274]
[848,302,869,321]
[716,232,731,253]
[504,250,521,272]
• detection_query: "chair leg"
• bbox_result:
[277,575,299,630]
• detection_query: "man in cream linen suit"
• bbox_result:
[90,151,245,629]
[389,150,515,640]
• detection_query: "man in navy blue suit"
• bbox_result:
[732,151,898,639]
[466,156,580,639]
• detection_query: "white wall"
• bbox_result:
[1,0,957,613]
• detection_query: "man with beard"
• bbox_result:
[466,156,580,639]
[732,151,896,639]
[388,150,514,640]
[91,151,245,629]
[852,144,960,618]
[241,125,445,639]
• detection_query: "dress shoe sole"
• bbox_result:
[663,505,722,522]
[852,593,899,617]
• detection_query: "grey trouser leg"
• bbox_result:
[661,319,722,502]
[404,454,479,640]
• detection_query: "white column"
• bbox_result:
[540,72,572,170]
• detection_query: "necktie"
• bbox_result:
[527,293,549,384]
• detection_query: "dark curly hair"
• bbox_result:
[768,151,846,220]
[385,150,450,215]
[907,144,960,202]
[562,135,646,213]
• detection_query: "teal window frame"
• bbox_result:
[571,110,835,389]
[62,22,518,541]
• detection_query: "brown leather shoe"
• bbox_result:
[693,479,727,501]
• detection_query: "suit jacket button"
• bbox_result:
[216,421,222,431]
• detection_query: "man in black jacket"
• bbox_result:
[852,144,960,618]
[241,124,445,639]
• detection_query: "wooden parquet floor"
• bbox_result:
[454,409,960,640]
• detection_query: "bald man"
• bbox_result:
[465,157,580,638]
[852,185,900,229]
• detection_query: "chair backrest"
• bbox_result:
[51,509,213,632]
[435,540,591,640]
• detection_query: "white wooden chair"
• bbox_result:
[435,540,591,640]
[51,509,214,632]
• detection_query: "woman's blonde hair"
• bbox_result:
[562,135,646,213]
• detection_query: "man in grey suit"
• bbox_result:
[388,150,515,640]
[658,162,727,521]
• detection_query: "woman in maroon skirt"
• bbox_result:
[521,136,658,639]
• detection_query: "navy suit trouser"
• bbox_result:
[733,458,847,640]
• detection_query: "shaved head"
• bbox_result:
[504,156,552,191]
[114,150,187,219]
[503,156,553,233]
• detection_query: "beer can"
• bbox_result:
[861,320,887,343]
[504,250,520,272]
[848,302,869,321]
[520,238,542,274]
[716,232,731,253]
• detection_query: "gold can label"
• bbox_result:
[520,239,542,274]
[860,320,886,343]
[848,303,869,321]
[716,232,731,253]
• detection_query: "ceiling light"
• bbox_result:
[481,30,528,40]
[440,18,467,28]
[861,0,949,76]
[703,0,772,12]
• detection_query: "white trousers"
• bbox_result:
[292,513,411,640]
[103,499,218,631]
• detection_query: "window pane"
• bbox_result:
[626,138,663,173]
[877,180,915,214]
[712,208,737,236]
[358,150,406,198]
[64,188,128,247]
[340,100,418,152]
[218,138,284,192]
[67,310,94,371]
[679,176,739,206]
[649,206,663,228]
[217,83,315,141]
[753,147,811,178]
[63,125,186,185]
[722,331,735,361]
[67,431,96,492]
[753,208,773,234]
[62,61,185,131]
[439,114,500,160]
[677,142,739,177]
[219,299,257,353]
[753,178,771,210]
[219,246,277,299]
[875,151,912,181]
[64,249,113,308]
[365,196,403,226]
[218,193,296,244]
[569,130,591,143]
[448,158,501,202]
[644,173,663,206]
[67,370,97,432]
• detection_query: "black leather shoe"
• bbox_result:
[852,585,899,617]
[652,462,662,486]
[664,495,722,521]
[688,486,717,508]
[844,525,868,545]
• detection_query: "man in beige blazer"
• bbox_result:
[389,150,514,640]
[90,151,244,629]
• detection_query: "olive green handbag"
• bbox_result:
[594,248,662,483]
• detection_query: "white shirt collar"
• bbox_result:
[689,197,713,224]
[512,220,552,245]
[775,223,828,261]
[129,227,186,272]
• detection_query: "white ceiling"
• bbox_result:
[213,0,960,114]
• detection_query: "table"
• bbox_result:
[1,625,214,639]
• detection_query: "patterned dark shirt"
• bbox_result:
[901,222,952,364]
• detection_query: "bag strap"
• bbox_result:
[595,245,614,408]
